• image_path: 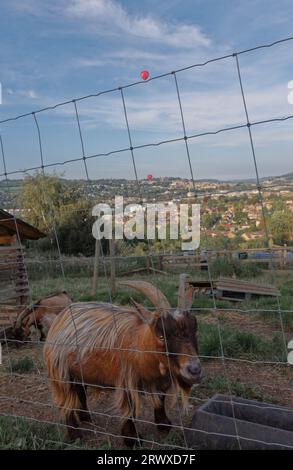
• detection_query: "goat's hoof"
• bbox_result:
[124,434,143,448]
[156,420,172,433]
[67,429,83,442]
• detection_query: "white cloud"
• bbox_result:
[55,81,292,147]
[19,89,39,99]
[65,0,211,49]
[75,58,112,67]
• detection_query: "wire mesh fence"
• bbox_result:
[0,35,293,450]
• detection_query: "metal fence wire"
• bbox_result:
[0,35,293,450]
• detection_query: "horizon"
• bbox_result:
[1,169,293,183]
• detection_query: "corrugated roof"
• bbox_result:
[0,209,46,240]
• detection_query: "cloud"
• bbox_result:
[54,80,292,146]
[65,0,211,49]
[75,58,112,67]
[19,89,39,99]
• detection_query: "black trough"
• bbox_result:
[186,394,293,450]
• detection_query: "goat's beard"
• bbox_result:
[170,377,191,411]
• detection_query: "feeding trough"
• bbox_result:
[186,394,293,450]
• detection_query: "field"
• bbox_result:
[1,262,293,449]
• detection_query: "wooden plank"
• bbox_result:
[0,247,24,254]
[0,292,29,302]
[188,278,280,299]
[163,262,204,268]
[218,296,245,302]
[215,278,280,297]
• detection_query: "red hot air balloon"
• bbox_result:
[147,174,153,181]
[140,70,149,81]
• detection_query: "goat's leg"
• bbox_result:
[76,385,92,424]
[39,327,46,341]
[66,410,82,441]
[154,395,172,433]
[122,418,142,448]
[121,392,141,448]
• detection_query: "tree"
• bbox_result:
[19,173,80,232]
[269,210,293,245]
[19,173,99,255]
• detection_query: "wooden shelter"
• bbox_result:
[0,209,46,333]
[187,277,280,302]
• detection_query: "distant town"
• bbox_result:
[1,172,293,250]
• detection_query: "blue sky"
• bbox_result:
[1,0,293,180]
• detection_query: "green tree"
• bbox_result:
[19,173,99,255]
[269,210,293,245]
[19,173,80,232]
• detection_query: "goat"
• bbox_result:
[43,275,201,446]
[15,291,71,341]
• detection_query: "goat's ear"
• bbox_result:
[149,312,166,340]
[130,298,151,323]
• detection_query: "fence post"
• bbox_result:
[158,254,163,271]
[282,245,287,269]
[92,239,100,297]
[109,239,116,297]
[146,252,151,274]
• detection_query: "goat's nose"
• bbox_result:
[187,362,201,376]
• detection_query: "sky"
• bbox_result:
[1,0,293,181]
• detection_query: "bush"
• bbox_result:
[210,256,261,278]
[9,356,35,374]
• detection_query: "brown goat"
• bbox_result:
[15,291,71,341]
[43,276,201,446]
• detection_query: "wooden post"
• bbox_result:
[92,239,100,297]
[109,239,116,297]
[283,244,287,269]
[228,251,233,267]
[158,255,163,271]
[146,253,151,274]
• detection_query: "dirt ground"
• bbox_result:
[0,311,292,449]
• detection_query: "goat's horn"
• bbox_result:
[14,305,33,329]
[119,280,171,312]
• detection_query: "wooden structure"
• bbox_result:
[161,247,293,271]
[0,209,46,334]
[187,277,280,302]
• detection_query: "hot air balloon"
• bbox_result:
[140,70,149,81]
[147,174,153,181]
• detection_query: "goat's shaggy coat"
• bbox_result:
[16,291,71,341]
[44,279,201,445]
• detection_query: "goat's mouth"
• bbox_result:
[179,361,202,386]
[179,371,203,386]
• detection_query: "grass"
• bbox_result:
[209,257,261,279]
[9,356,36,374]
[193,375,278,404]
[28,268,293,335]
[240,278,293,327]
[198,321,287,361]
[0,416,69,450]
[0,416,115,450]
